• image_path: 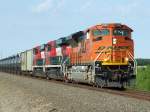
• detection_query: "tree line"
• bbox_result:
[136,58,150,66]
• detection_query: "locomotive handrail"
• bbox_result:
[62,57,69,65]
[61,56,70,75]
[94,48,107,62]
[128,51,137,75]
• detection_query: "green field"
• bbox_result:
[136,65,150,91]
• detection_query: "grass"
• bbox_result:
[136,65,150,91]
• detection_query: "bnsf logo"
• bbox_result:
[96,46,129,53]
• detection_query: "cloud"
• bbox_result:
[52,0,66,13]
[116,1,140,18]
[32,0,53,13]
[110,0,149,18]
[80,0,93,11]
[32,0,65,13]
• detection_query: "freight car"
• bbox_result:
[0,54,21,74]
[21,49,33,74]
[0,23,136,88]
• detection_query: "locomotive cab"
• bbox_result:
[32,45,46,77]
[33,45,46,66]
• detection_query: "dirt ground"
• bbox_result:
[0,72,150,112]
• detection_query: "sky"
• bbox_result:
[0,0,150,58]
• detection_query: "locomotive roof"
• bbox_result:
[87,23,133,32]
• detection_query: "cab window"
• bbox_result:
[93,29,110,36]
[33,49,38,55]
[47,45,51,51]
[40,44,45,51]
[113,29,129,36]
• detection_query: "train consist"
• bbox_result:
[0,23,136,88]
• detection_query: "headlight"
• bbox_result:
[125,57,129,61]
[104,58,108,61]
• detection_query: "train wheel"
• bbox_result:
[96,78,106,88]
[45,72,51,80]
[64,73,69,83]
[46,76,51,80]
[64,79,69,83]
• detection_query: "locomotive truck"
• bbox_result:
[0,23,136,88]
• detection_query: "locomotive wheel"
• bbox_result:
[45,71,52,80]
[64,79,69,83]
[64,73,69,83]
[96,78,106,88]
[46,76,51,80]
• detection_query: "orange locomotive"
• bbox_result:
[63,23,135,87]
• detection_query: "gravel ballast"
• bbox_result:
[0,72,150,112]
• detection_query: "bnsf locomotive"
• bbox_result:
[0,23,136,88]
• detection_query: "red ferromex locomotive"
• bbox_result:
[0,23,136,88]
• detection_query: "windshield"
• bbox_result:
[113,29,129,36]
[93,29,110,36]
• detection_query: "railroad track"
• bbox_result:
[59,81,150,101]
[122,89,150,101]
[4,72,150,101]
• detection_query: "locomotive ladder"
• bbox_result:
[91,48,107,85]
[61,57,70,79]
